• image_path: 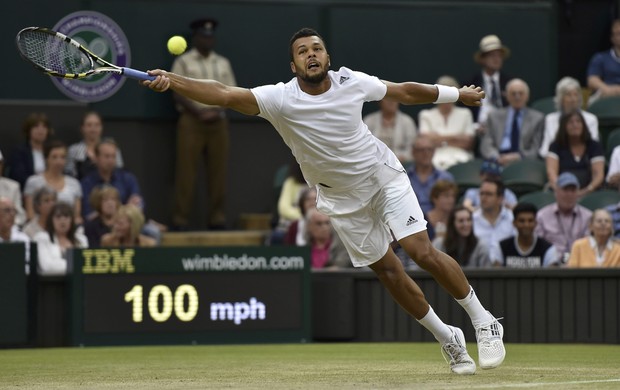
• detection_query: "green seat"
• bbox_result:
[501,158,548,197]
[605,127,620,161]
[589,97,620,149]
[530,96,556,115]
[447,159,483,195]
[518,190,555,210]
[589,96,620,122]
[578,189,620,211]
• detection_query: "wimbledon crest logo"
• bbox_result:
[52,11,130,102]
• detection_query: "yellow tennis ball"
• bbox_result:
[167,35,187,55]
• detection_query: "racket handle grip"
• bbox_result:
[122,67,156,81]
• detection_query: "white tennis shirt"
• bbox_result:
[252,67,399,190]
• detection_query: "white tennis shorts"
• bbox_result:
[316,163,427,267]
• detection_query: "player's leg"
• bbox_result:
[368,245,433,318]
[368,247,476,374]
[378,171,505,369]
[323,196,475,374]
[399,231,470,298]
[396,215,505,369]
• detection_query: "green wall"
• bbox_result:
[5,0,556,119]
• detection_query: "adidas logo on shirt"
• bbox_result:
[406,216,418,226]
[339,76,350,84]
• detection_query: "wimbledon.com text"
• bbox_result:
[181,254,305,271]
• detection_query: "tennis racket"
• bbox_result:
[16,27,155,81]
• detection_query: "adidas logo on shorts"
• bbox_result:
[406,216,418,226]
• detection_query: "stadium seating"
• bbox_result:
[501,158,548,197]
[518,190,555,209]
[447,158,483,195]
[605,127,620,161]
[589,96,620,148]
[578,189,620,211]
[530,96,555,115]
[589,96,620,122]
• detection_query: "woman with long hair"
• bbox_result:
[539,77,599,157]
[22,186,57,239]
[34,202,88,276]
[546,111,604,197]
[433,206,491,268]
[100,204,156,247]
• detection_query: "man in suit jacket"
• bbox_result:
[480,78,544,166]
[466,35,513,127]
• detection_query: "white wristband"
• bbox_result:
[434,84,459,104]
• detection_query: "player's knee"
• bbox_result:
[402,235,435,265]
[370,253,405,283]
[372,260,400,280]
[414,245,440,268]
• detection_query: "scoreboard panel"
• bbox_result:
[69,246,311,346]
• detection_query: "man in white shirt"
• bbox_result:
[473,178,516,264]
[142,27,505,374]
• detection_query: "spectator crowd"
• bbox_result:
[268,26,620,270]
[3,19,620,275]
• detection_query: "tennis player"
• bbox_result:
[143,27,505,375]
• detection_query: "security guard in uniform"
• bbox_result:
[170,18,237,230]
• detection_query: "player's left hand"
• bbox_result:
[459,85,485,107]
[141,70,170,92]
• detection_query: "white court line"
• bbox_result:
[464,378,620,389]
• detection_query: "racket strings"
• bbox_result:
[18,31,91,74]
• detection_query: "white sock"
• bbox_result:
[416,306,453,344]
[455,286,493,327]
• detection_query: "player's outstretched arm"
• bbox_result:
[142,69,260,116]
[458,85,486,107]
[383,81,485,107]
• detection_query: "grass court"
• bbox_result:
[1,342,619,389]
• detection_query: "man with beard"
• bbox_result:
[170,18,237,230]
[142,27,505,375]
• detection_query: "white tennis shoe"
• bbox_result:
[475,313,505,369]
[441,326,476,375]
